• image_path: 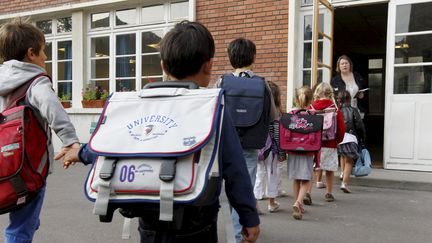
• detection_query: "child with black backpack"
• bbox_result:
[56,21,260,243]
[217,37,276,242]
[337,90,366,193]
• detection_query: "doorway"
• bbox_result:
[333,3,388,167]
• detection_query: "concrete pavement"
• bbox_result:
[342,168,432,192]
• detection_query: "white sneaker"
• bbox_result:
[316,181,326,189]
[339,172,344,180]
[277,190,288,197]
[340,183,351,193]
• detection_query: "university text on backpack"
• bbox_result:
[0,74,50,214]
[279,110,323,152]
[220,73,271,149]
[84,82,224,229]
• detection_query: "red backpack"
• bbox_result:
[279,110,323,152]
[0,74,50,214]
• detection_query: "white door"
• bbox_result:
[385,0,432,171]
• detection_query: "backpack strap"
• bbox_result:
[5,73,48,110]
[93,157,118,215]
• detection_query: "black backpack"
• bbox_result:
[221,73,271,149]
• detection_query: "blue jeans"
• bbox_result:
[231,149,258,243]
[4,187,46,243]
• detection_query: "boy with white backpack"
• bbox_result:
[56,21,260,243]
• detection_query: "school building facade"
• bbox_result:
[1,0,431,172]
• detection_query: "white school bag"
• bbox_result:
[84,81,224,224]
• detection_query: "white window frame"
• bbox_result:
[37,17,73,100]
[86,1,189,94]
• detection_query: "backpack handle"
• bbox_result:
[143,81,199,90]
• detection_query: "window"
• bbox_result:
[90,36,110,92]
[116,9,136,26]
[36,17,73,101]
[302,14,323,86]
[88,1,188,95]
[394,2,432,94]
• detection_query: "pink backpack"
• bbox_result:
[279,110,323,152]
[310,104,337,141]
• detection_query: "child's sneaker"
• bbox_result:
[340,183,351,193]
[303,192,312,205]
[292,204,302,220]
[268,201,280,213]
[316,181,326,189]
[277,190,288,197]
[324,193,335,202]
[339,172,344,180]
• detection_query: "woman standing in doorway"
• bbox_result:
[331,55,368,114]
[331,55,368,180]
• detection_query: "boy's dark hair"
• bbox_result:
[337,90,351,106]
[227,38,256,69]
[0,18,45,63]
[159,20,215,80]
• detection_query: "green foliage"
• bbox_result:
[82,85,109,101]
[59,93,71,101]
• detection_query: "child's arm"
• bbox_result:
[336,109,346,144]
[27,76,79,146]
[353,108,366,144]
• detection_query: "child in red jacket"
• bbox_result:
[309,82,345,202]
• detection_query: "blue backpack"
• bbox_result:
[351,147,372,177]
[221,73,271,149]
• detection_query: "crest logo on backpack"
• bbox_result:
[289,116,313,130]
[126,115,178,142]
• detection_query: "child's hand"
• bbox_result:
[61,148,81,169]
[54,143,81,169]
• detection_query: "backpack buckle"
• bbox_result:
[159,159,177,182]
[99,158,118,180]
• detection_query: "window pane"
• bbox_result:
[142,5,164,23]
[303,42,323,68]
[116,9,136,26]
[302,0,313,6]
[45,63,52,77]
[57,17,72,33]
[58,61,72,80]
[116,57,136,77]
[91,37,110,57]
[368,73,384,114]
[91,12,110,29]
[142,55,162,76]
[58,41,72,60]
[116,79,136,92]
[116,34,136,55]
[369,59,383,69]
[89,80,110,94]
[304,15,323,41]
[58,82,72,100]
[45,42,52,61]
[171,1,188,19]
[394,34,432,64]
[91,59,109,79]
[394,66,432,94]
[302,70,322,87]
[36,20,52,34]
[396,3,432,33]
[142,30,163,53]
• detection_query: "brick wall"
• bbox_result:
[0,0,89,15]
[197,0,289,110]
